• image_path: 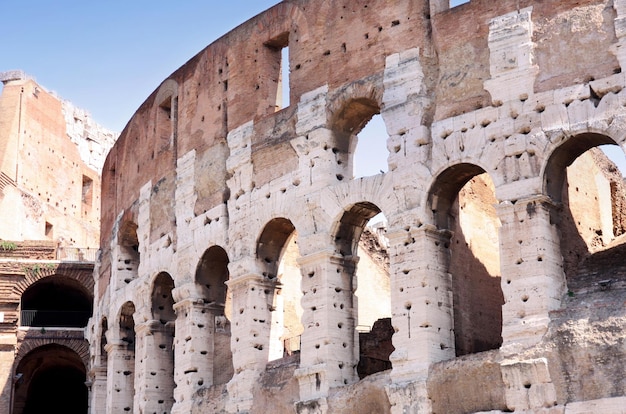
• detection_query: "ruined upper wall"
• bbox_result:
[101,0,623,247]
[0,74,116,247]
[101,0,434,244]
[432,0,619,119]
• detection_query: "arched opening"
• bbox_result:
[100,317,108,367]
[21,276,92,328]
[148,272,175,412]
[13,344,87,414]
[117,221,139,286]
[197,247,229,306]
[429,164,503,356]
[331,98,382,181]
[544,135,626,292]
[195,246,233,385]
[335,202,392,379]
[112,301,136,413]
[257,218,303,361]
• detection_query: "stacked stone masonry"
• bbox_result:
[90,0,626,413]
[0,73,117,413]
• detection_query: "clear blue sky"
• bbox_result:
[1,1,280,131]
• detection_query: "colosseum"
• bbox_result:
[89,0,626,413]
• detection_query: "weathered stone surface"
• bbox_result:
[91,1,626,413]
[0,76,114,414]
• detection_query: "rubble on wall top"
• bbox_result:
[0,70,29,84]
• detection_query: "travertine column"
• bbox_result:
[294,251,358,405]
[386,224,454,383]
[225,273,275,413]
[496,196,566,348]
[88,366,107,414]
[135,320,175,414]
[105,341,135,414]
[171,297,218,414]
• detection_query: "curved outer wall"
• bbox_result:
[91,0,626,413]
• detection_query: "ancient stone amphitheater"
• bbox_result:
[89,0,626,413]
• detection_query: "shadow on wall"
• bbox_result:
[448,174,504,356]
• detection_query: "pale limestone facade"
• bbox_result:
[89,1,626,413]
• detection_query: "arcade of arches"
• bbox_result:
[90,1,626,413]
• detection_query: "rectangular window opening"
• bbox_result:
[82,175,93,206]
[45,221,53,239]
[265,32,290,111]
[279,46,290,109]
[157,96,173,150]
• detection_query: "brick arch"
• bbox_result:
[12,264,94,298]
[14,339,90,370]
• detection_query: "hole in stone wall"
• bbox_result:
[82,175,93,206]
[265,31,290,112]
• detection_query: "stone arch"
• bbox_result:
[99,317,108,367]
[543,132,626,285]
[334,202,382,257]
[327,83,385,180]
[332,201,393,379]
[142,272,176,413]
[257,217,303,361]
[13,344,88,414]
[194,245,234,386]
[543,132,616,202]
[428,162,489,229]
[116,220,140,286]
[151,272,176,323]
[196,246,230,306]
[117,301,136,350]
[428,163,504,356]
[107,301,137,413]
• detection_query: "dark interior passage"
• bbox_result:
[21,277,93,327]
[14,344,87,414]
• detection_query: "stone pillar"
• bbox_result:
[226,273,275,413]
[135,321,175,414]
[88,366,107,414]
[171,297,217,414]
[294,251,358,408]
[386,224,455,384]
[105,341,135,414]
[496,195,566,348]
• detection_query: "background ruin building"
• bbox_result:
[0,71,117,414]
[87,0,626,413]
